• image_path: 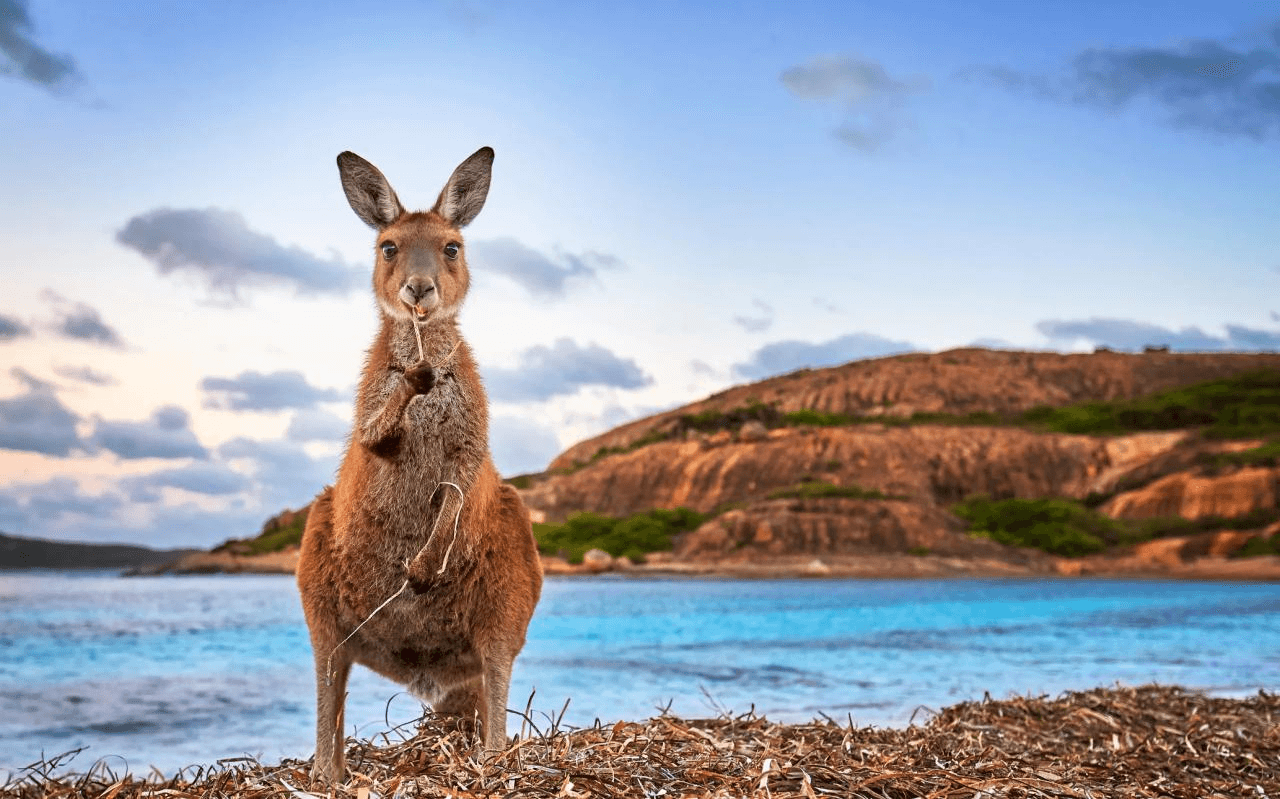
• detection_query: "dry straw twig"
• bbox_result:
[4,684,1278,798]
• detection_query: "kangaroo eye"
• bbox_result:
[443,243,460,260]
[380,242,397,259]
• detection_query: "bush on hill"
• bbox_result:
[533,507,705,564]
[954,496,1280,558]
[767,481,900,501]
[1232,532,1280,558]
[953,497,1118,557]
[1022,369,1280,438]
[1213,440,1280,468]
[677,401,782,433]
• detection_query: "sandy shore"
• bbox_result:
[131,546,1280,581]
[8,684,1276,797]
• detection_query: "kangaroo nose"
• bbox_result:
[407,280,436,301]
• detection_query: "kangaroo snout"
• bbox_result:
[400,278,437,309]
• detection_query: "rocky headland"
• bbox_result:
[145,348,1280,580]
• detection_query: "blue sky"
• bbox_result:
[2,0,1278,546]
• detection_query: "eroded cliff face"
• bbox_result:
[674,496,1053,568]
[1102,467,1280,520]
[521,426,1192,524]
[550,348,1280,471]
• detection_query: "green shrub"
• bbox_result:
[1021,369,1280,438]
[953,494,1280,558]
[533,507,705,564]
[506,474,534,490]
[1215,440,1280,468]
[1232,533,1280,558]
[586,430,671,465]
[245,511,308,554]
[953,497,1115,557]
[678,401,782,433]
[768,481,898,500]
[909,410,1007,426]
[784,409,858,427]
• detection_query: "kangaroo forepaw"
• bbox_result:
[404,362,437,395]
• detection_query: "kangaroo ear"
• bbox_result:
[433,147,493,228]
[337,152,405,230]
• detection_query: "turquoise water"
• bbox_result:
[1,572,1278,776]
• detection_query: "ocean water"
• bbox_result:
[1,571,1278,777]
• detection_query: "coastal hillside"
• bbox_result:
[164,347,1280,578]
[0,532,197,570]
[514,348,1280,577]
[550,348,1280,469]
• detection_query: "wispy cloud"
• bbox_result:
[0,0,84,95]
[812,297,843,315]
[489,415,561,475]
[285,408,349,442]
[219,436,337,511]
[0,367,84,456]
[92,405,208,460]
[1037,317,1280,351]
[0,477,120,533]
[51,364,117,386]
[967,18,1280,140]
[116,208,362,300]
[733,299,774,333]
[485,338,652,402]
[121,462,250,502]
[468,237,616,298]
[733,332,917,380]
[781,54,930,151]
[689,359,717,377]
[0,313,31,341]
[42,290,125,348]
[202,370,345,412]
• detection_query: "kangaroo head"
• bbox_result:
[337,147,493,323]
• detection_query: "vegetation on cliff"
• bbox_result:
[216,507,309,555]
[767,481,901,501]
[1214,439,1280,468]
[954,496,1280,558]
[1234,530,1280,558]
[1023,368,1280,438]
[577,368,1280,467]
[952,497,1123,557]
[533,507,704,563]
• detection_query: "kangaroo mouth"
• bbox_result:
[402,299,433,320]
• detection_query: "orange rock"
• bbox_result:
[1103,467,1280,520]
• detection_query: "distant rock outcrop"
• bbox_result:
[0,532,197,571]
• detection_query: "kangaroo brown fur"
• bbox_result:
[297,147,542,784]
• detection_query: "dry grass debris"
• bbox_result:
[4,685,1277,798]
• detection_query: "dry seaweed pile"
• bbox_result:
[5,685,1277,798]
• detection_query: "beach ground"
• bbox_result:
[5,684,1275,798]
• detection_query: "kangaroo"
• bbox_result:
[297,147,543,784]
